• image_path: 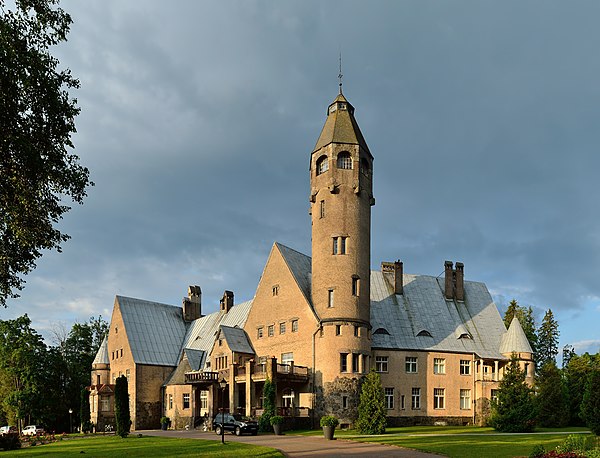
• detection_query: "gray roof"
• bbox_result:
[184,348,206,371]
[117,295,188,366]
[220,325,254,354]
[276,243,312,303]
[370,271,508,359]
[92,336,109,365]
[181,300,252,370]
[499,317,533,354]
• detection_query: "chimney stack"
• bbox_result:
[444,261,454,300]
[220,290,234,313]
[444,261,465,301]
[381,260,404,295]
[182,285,202,322]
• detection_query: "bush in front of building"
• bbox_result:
[258,378,276,432]
[355,369,386,435]
[114,375,131,438]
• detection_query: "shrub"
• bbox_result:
[0,433,21,451]
[258,378,276,432]
[320,415,339,428]
[160,417,169,425]
[270,416,284,425]
[556,434,590,455]
[355,369,386,434]
[529,445,546,458]
[114,375,131,438]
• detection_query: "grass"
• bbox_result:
[291,425,594,458]
[2,435,284,457]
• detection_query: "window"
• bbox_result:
[279,322,286,334]
[332,237,347,255]
[291,320,298,332]
[268,325,274,337]
[385,388,394,409]
[120,349,123,358]
[460,360,471,375]
[126,369,130,381]
[281,352,294,365]
[320,200,325,218]
[342,396,348,409]
[112,351,114,360]
[460,389,471,409]
[316,155,329,175]
[491,389,499,402]
[183,393,190,409]
[524,363,529,376]
[401,395,406,410]
[272,285,279,296]
[340,236,347,254]
[218,339,222,346]
[352,353,360,373]
[340,353,348,372]
[257,327,264,339]
[328,289,334,307]
[337,152,352,169]
[112,374,116,384]
[411,388,421,409]
[354,325,359,337]
[375,356,388,373]
[434,388,445,409]
[406,356,418,373]
[434,358,446,374]
[101,397,110,412]
[200,391,208,409]
[282,388,295,407]
[360,158,371,176]
[332,237,338,254]
[335,325,341,336]
[352,277,360,296]
[168,394,173,409]
[96,374,101,386]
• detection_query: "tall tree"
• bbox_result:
[537,309,559,369]
[564,353,599,425]
[258,378,276,432]
[581,368,600,435]
[0,0,92,307]
[356,369,386,434]
[114,375,130,438]
[490,354,535,432]
[535,361,568,427]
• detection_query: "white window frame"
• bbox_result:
[433,388,445,409]
[460,360,471,375]
[375,356,389,373]
[385,387,394,409]
[460,389,471,410]
[405,356,418,373]
[434,358,446,375]
[411,388,421,410]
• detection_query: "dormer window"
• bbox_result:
[316,155,329,175]
[337,152,352,169]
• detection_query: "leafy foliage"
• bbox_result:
[490,354,535,432]
[582,369,600,435]
[0,0,92,306]
[535,361,568,427]
[319,415,339,427]
[355,369,386,434]
[258,378,276,432]
[114,375,130,438]
[564,352,599,425]
[537,309,560,370]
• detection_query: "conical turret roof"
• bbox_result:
[92,335,109,366]
[499,317,533,354]
[313,92,371,156]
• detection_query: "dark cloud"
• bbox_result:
[3,1,598,355]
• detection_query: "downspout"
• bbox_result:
[472,353,476,426]
[311,324,321,430]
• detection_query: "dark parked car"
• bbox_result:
[213,413,258,436]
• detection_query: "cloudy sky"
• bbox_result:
[3,1,600,355]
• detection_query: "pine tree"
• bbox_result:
[355,369,386,434]
[258,378,276,432]
[581,368,600,435]
[490,354,535,432]
[537,309,559,370]
[535,361,568,427]
[114,375,130,438]
[503,300,520,329]
[564,353,599,425]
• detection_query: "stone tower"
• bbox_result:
[310,89,375,392]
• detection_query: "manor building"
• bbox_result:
[89,89,533,431]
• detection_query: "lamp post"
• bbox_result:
[219,377,227,444]
[68,408,73,434]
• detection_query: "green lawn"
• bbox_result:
[2,435,283,457]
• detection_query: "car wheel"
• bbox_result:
[215,426,222,436]
[235,426,241,436]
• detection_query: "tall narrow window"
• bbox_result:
[401,395,406,410]
[335,325,341,336]
[433,388,445,409]
[168,394,173,409]
[291,320,298,332]
[352,353,360,373]
[385,388,394,409]
[352,276,360,296]
[340,236,347,254]
[320,200,325,218]
[411,388,421,409]
[340,353,348,372]
[328,289,334,307]
[183,393,191,409]
[200,391,208,409]
[257,327,264,339]
[460,389,471,409]
[342,396,348,409]
[268,325,274,337]
[332,237,338,254]
[316,155,329,175]
[279,322,286,334]
[337,152,352,169]
[354,325,359,337]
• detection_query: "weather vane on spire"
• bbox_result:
[338,52,343,94]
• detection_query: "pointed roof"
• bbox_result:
[313,93,371,156]
[275,242,312,304]
[499,317,533,354]
[92,335,109,366]
[219,325,254,354]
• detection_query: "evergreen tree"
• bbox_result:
[258,378,276,432]
[562,345,576,370]
[535,361,568,427]
[503,300,520,329]
[537,309,559,369]
[490,354,535,432]
[114,375,130,438]
[80,388,91,433]
[564,353,599,425]
[582,368,600,435]
[355,369,386,434]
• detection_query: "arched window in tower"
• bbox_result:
[337,152,352,169]
[360,158,371,176]
[316,155,329,175]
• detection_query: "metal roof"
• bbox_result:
[370,271,507,359]
[92,335,109,365]
[117,295,188,366]
[276,243,312,304]
[184,348,206,371]
[220,325,254,354]
[499,317,533,354]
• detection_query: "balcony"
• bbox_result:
[185,371,218,384]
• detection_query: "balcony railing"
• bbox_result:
[185,371,218,384]
[277,364,309,377]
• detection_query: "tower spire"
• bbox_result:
[338,52,343,94]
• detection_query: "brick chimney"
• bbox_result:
[444,261,454,300]
[455,262,464,301]
[220,290,234,313]
[381,260,403,295]
[182,285,202,322]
